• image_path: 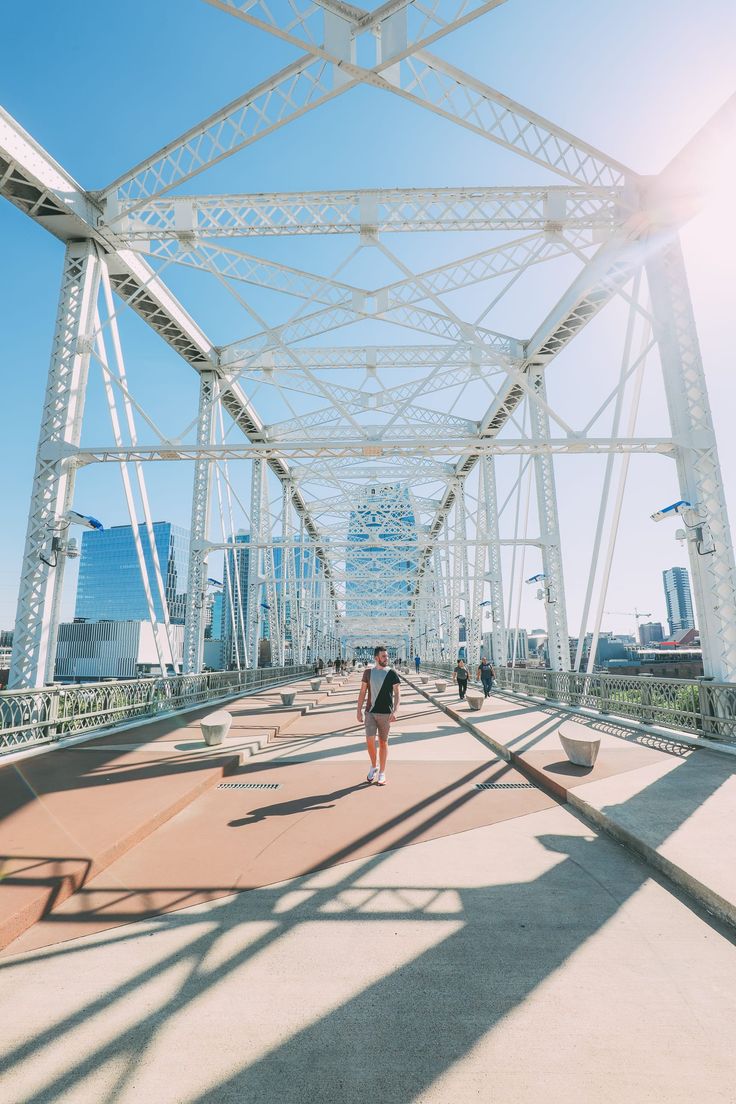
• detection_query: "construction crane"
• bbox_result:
[604,608,652,640]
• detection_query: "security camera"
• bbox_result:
[650,500,691,524]
[65,510,104,531]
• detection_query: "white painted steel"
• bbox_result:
[113,186,624,238]
[647,239,736,682]
[2,11,735,698]
[183,372,218,674]
[530,370,570,672]
[0,666,312,754]
[9,243,103,689]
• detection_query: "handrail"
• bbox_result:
[403,662,736,744]
[0,665,312,755]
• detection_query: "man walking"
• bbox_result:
[414,654,421,674]
[453,658,469,700]
[477,655,495,697]
[356,646,401,786]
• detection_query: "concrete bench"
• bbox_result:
[280,691,296,707]
[466,693,484,711]
[559,725,601,767]
[435,680,447,692]
[310,678,322,691]
[200,710,232,746]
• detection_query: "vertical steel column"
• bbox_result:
[647,237,736,681]
[280,485,291,664]
[296,519,308,663]
[10,242,102,688]
[246,459,263,667]
[261,476,282,666]
[481,454,508,670]
[458,484,472,663]
[530,368,570,671]
[470,470,488,670]
[433,543,448,661]
[304,539,317,663]
[183,371,217,674]
[448,499,462,662]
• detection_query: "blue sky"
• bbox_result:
[1,0,735,635]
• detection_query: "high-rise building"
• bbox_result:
[221,532,251,668]
[639,621,664,646]
[345,483,417,622]
[74,522,189,623]
[219,533,314,667]
[507,628,528,663]
[662,567,695,636]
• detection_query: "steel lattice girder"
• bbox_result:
[60,438,678,465]
[100,1,631,211]
[148,230,594,311]
[3,7,736,682]
[0,106,340,620]
[109,185,625,238]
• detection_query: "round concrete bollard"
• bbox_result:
[310,678,322,691]
[559,726,601,767]
[466,693,484,711]
[200,709,232,746]
[280,691,296,707]
[435,680,447,692]
[325,673,334,683]
[420,674,429,685]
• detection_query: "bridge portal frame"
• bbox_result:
[1,15,735,686]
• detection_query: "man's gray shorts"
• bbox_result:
[365,712,392,741]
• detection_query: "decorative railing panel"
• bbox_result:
[405,663,736,744]
[0,666,311,755]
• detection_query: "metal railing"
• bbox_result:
[405,662,736,745]
[0,665,312,756]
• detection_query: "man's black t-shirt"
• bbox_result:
[362,666,400,714]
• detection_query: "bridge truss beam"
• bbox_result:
[2,11,735,686]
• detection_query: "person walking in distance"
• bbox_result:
[414,654,421,674]
[453,658,469,700]
[477,655,495,698]
[356,646,401,786]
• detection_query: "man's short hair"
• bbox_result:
[374,645,387,657]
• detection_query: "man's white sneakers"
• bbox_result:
[367,766,378,783]
[377,772,387,786]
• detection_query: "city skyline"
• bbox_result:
[22,508,701,650]
[0,507,701,644]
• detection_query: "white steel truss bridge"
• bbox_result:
[2,1,736,702]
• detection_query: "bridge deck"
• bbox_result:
[1,672,735,1102]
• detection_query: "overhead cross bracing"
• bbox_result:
[2,6,736,688]
[108,186,625,238]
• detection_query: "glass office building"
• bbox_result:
[74,522,190,624]
[662,566,695,636]
[222,532,251,667]
[220,533,313,667]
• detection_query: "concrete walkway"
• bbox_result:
[408,672,736,928]
[1,671,735,1103]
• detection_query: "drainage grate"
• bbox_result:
[474,782,535,790]
[217,782,281,791]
